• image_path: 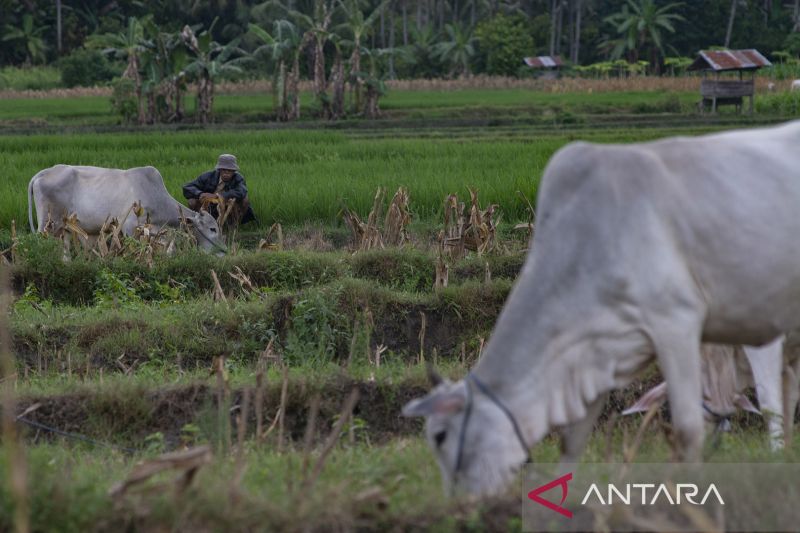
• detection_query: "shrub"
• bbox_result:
[58,48,117,87]
[756,91,800,116]
[783,33,800,58]
[474,14,534,77]
[110,77,138,124]
[0,66,62,90]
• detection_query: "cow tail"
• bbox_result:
[27,173,37,233]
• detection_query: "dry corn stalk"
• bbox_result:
[202,195,238,231]
[434,231,449,290]
[258,223,284,251]
[341,188,386,252]
[383,187,411,246]
[218,198,236,230]
[210,270,228,303]
[300,388,360,492]
[109,445,212,498]
[442,194,465,259]
[61,212,90,251]
[441,189,499,259]
[514,190,536,241]
[0,220,19,265]
[463,189,499,255]
[229,266,255,296]
[341,187,411,252]
[41,209,55,236]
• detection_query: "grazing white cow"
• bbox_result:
[791,79,800,92]
[403,120,800,496]
[28,165,226,254]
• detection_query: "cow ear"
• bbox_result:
[622,382,667,415]
[402,383,466,417]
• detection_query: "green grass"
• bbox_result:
[380,88,694,112]
[2,127,546,227]
[0,124,751,230]
[11,276,510,369]
[0,66,62,91]
[1,427,795,532]
[0,89,699,124]
[0,439,449,532]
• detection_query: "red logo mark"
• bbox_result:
[527,472,573,518]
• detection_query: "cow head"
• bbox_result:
[402,372,528,496]
[186,210,227,255]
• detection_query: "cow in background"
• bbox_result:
[28,165,226,254]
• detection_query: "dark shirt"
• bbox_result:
[182,170,248,201]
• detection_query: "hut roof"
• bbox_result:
[688,49,771,72]
[523,55,563,69]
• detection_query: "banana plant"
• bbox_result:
[87,16,147,124]
[141,25,190,123]
[181,18,247,124]
[249,19,306,121]
[335,0,389,114]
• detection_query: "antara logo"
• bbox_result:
[527,472,573,518]
[527,473,725,519]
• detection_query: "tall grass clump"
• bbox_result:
[0,66,62,91]
[756,92,800,116]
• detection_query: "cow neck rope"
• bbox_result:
[454,372,532,474]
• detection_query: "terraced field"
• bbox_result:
[1,96,798,531]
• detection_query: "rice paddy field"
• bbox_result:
[1,83,800,532]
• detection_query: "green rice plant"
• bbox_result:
[0,88,698,123]
[0,66,62,91]
[1,121,752,234]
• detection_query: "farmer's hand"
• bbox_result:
[200,193,215,200]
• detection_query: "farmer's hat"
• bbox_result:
[216,154,239,171]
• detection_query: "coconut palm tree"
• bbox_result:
[405,24,441,78]
[603,0,684,72]
[296,0,336,118]
[2,14,49,65]
[335,0,389,115]
[724,0,748,48]
[431,23,476,77]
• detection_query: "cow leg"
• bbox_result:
[559,392,609,464]
[782,347,800,448]
[651,322,704,461]
[743,337,785,451]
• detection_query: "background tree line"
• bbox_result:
[2,0,799,71]
[1,0,799,122]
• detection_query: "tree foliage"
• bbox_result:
[474,14,533,76]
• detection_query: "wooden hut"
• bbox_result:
[688,49,770,114]
[523,55,563,79]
